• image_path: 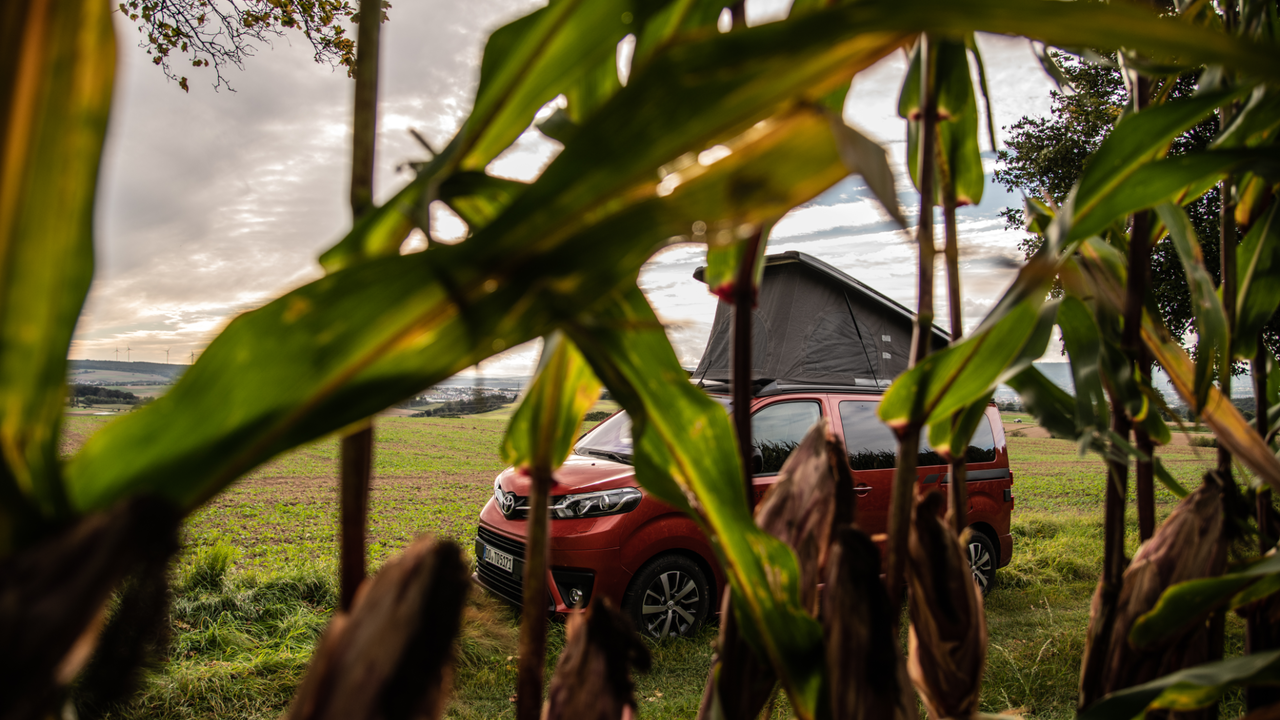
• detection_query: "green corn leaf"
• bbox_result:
[1213,85,1280,150]
[630,0,722,75]
[1098,327,1149,425]
[1153,457,1190,498]
[1141,309,1280,492]
[1058,296,1110,438]
[1067,90,1249,245]
[828,113,907,228]
[438,171,530,233]
[1235,202,1280,359]
[503,333,602,472]
[926,393,994,461]
[899,38,985,206]
[1231,571,1280,609]
[566,287,827,720]
[564,50,623,125]
[1131,553,1280,649]
[1140,397,1173,446]
[458,0,636,172]
[965,34,999,153]
[936,39,983,206]
[0,0,115,538]
[1077,148,1280,244]
[1156,202,1229,411]
[1080,650,1280,719]
[880,298,1057,430]
[1005,366,1102,452]
[318,176,427,273]
[1031,42,1074,92]
[702,221,770,302]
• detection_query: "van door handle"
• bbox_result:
[854,484,873,496]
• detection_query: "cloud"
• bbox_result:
[80,0,1059,379]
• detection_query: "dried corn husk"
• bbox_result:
[1087,477,1226,706]
[825,526,917,720]
[907,492,987,720]
[0,497,178,720]
[698,418,855,719]
[544,597,651,720]
[287,536,468,720]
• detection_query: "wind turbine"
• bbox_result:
[189,351,195,364]
[114,347,119,361]
[126,346,131,362]
[165,348,170,364]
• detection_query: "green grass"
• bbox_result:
[61,413,1237,719]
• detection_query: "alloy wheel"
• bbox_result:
[639,569,701,638]
[969,538,994,592]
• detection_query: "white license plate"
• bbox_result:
[483,544,514,573]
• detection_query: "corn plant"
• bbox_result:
[4,0,1280,718]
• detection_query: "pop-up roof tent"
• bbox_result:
[691,251,951,389]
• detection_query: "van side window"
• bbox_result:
[839,401,898,470]
[839,401,997,469]
[752,401,822,475]
[963,416,997,463]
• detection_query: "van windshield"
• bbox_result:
[574,397,732,465]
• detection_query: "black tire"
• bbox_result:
[623,554,711,640]
[967,530,997,595]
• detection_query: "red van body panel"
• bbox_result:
[474,395,1013,614]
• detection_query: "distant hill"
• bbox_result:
[68,359,188,380]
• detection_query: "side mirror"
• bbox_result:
[751,445,764,474]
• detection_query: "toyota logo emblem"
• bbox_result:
[497,490,517,517]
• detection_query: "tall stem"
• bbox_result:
[338,0,381,612]
[339,425,373,610]
[940,137,966,535]
[734,230,764,510]
[1218,172,1238,478]
[1248,331,1280,711]
[1257,336,1272,550]
[887,34,937,612]
[517,467,552,720]
[349,0,381,217]
[1125,72,1155,543]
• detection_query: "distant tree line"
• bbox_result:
[68,384,145,407]
[412,391,515,418]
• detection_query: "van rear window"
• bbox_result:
[838,401,996,470]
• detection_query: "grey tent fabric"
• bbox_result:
[691,251,951,387]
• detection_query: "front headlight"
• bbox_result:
[550,487,642,519]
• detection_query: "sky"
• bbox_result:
[78,0,1060,377]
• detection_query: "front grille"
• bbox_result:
[476,527,525,605]
[475,527,557,610]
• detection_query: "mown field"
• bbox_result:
[60,411,1239,720]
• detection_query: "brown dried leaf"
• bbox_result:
[1090,477,1227,703]
[907,492,987,720]
[287,536,469,720]
[0,497,178,720]
[698,418,856,719]
[825,526,917,720]
[755,417,854,613]
[544,597,651,720]
[696,589,779,720]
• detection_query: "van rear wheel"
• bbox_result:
[967,530,997,594]
[623,554,710,640]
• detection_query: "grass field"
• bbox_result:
[60,411,1240,719]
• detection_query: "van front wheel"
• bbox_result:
[623,554,710,640]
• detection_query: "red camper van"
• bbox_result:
[474,253,1014,639]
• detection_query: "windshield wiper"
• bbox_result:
[579,448,633,465]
